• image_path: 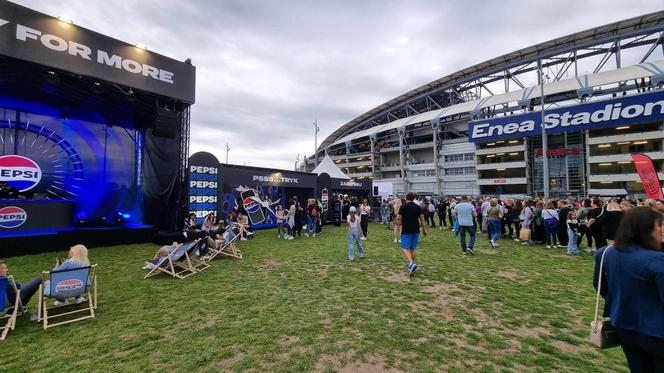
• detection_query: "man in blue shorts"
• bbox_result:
[454,195,477,255]
[397,192,427,275]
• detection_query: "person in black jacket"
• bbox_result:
[557,200,571,246]
[586,198,607,250]
[600,199,624,245]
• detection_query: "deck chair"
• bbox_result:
[144,239,200,279]
[208,226,243,260]
[37,265,97,329]
[1,276,24,340]
[184,238,212,272]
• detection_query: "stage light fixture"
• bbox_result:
[57,16,73,24]
[134,43,147,50]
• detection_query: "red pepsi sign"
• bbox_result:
[55,279,84,296]
[0,206,27,228]
[0,155,42,192]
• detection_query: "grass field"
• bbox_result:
[3,223,627,372]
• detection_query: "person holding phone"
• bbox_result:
[47,244,90,305]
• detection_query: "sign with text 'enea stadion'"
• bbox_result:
[468,90,664,143]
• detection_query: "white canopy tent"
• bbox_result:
[311,154,351,179]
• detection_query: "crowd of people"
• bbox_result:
[377,195,664,256]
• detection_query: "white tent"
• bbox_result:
[311,155,350,179]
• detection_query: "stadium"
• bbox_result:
[301,11,664,199]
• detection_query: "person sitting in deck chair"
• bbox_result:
[45,244,90,306]
[0,260,41,307]
[142,243,178,270]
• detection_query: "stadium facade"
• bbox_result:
[300,12,664,199]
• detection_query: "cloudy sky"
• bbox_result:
[15,0,663,169]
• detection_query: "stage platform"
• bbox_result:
[0,224,155,257]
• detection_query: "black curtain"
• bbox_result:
[143,129,181,231]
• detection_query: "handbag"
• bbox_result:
[519,228,531,241]
[589,247,619,349]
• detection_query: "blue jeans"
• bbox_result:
[307,217,316,234]
[488,218,501,242]
[567,229,579,254]
[7,277,41,306]
[459,225,475,251]
[347,227,364,260]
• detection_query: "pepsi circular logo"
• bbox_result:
[0,206,27,228]
[0,155,42,192]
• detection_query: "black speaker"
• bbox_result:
[373,186,379,196]
[153,108,180,138]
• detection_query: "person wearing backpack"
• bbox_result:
[306,198,319,238]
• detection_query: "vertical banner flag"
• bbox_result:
[631,153,664,199]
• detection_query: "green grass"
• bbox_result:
[2,224,627,372]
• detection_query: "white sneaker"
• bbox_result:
[75,296,87,304]
[288,236,294,240]
[513,238,520,242]
[53,300,69,306]
[393,239,397,243]
[142,263,156,270]
[241,237,247,241]
[312,234,316,237]
[546,245,551,249]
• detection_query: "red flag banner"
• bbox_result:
[631,153,664,199]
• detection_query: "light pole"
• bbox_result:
[314,119,320,167]
[225,142,230,164]
[538,59,550,199]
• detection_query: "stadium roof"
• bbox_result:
[321,10,664,149]
[330,59,664,146]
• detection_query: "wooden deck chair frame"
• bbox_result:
[1,276,25,340]
[37,265,97,329]
[213,232,243,260]
[175,239,209,273]
[188,239,212,272]
[144,239,200,279]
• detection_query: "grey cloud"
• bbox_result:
[15,0,664,169]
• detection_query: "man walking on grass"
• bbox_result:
[397,192,427,276]
[454,195,477,255]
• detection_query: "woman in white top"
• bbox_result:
[359,200,371,240]
[347,206,365,260]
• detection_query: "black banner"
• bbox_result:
[0,2,195,103]
[188,152,219,222]
[219,164,318,188]
[0,200,74,232]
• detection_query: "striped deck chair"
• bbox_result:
[37,265,97,329]
[208,226,242,260]
[144,239,200,279]
[1,276,24,340]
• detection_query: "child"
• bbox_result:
[347,206,365,261]
[566,211,580,255]
[275,205,286,238]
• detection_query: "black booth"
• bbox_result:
[188,152,318,230]
[316,173,372,226]
[0,2,196,256]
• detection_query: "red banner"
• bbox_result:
[631,153,664,199]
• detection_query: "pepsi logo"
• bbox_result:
[55,278,84,296]
[0,155,42,192]
[243,197,261,213]
[0,206,27,228]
